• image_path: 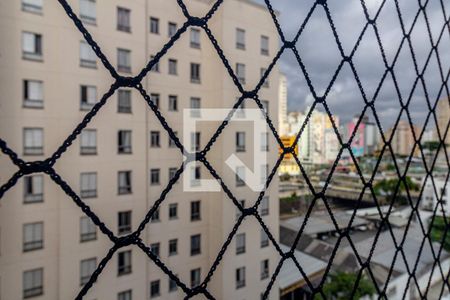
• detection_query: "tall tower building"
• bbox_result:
[0,0,280,299]
[437,97,450,146]
[278,73,288,136]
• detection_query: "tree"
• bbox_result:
[423,141,442,152]
[430,216,450,251]
[314,272,375,300]
[373,176,419,205]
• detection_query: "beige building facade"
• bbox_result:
[0,0,280,299]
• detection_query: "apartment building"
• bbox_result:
[0,0,280,299]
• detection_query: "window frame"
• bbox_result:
[23,127,44,156]
[117,6,131,33]
[117,250,132,276]
[80,172,97,198]
[23,79,44,108]
[118,170,132,195]
[23,222,44,252]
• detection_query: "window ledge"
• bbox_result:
[80,61,98,69]
[22,53,43,62]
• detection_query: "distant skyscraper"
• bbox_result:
[437,97,450,146]
[286,110,339,165]
[278,73,288,135]
[387,120,420,157]
[347,115,366,157]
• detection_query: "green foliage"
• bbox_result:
[280,173,291,182]
[430,216,450,251]
[373,176,419,204]
[314,272,376,300]
[423,141,442,152]
[280,193,298,203]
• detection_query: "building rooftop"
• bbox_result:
[280,211,370,236]
[278,245,326,293]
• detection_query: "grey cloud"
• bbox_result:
[256,0,450,129]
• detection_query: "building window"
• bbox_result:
[118,290,132,300]
[22,32,42,61]
[23,80,43,108]
[23,222,43,252]
[190,63,201,83]
[150,131,160,148]
[117,7,131,32]
[79,0,96,24]
[190,97,201,117]
[261,35,269,56]
[118,89,132,113]
[168,95,178,111]
[190,201,201,221]
[169,276,178,292]
[150,56,159,73]
[261,132,269,151]
[236,267,246,289]
[260,68,269,87]
[260,196,269,216]
[236,28,245,50]
[118,130,132,154]
[150,242,160,257]
[80,216,97,242]
[118,171,132,195]
[23,128,43,155]
[261,259,269,280]
[118,211,132,234]
[261,229,269,248]
[80,129,97,155]
[191,166,201,187]
[236,233,246,254]
[169,131,177,148]
[80,258,96,286]
[23,175,43,203]
[168,22,177,38]
[22,0,43,13]
[117,250,132,276]
[80,41,97,68]
[190,28,201,49]
[236,132,246,152]
[23,268,43,299]
[169,203,178,220]
[150,207,160,223]
[150,17,159,34]
[190,234,201,256]
[191,132,201,152]
[150,93,160,107]
[168,59,177,75]
[190,268,201,288]
[236,166,245,187]
[168,239,178,256]
[150,280,160,298]
[150,169,160,185]
[169,168,177,182]
[80,85,97,110]
[117,48,131,73]
[80,172,97,198]
[236,63,245,84]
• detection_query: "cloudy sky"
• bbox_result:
[256,0,450,130]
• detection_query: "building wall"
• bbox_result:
[0,0,279,299]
